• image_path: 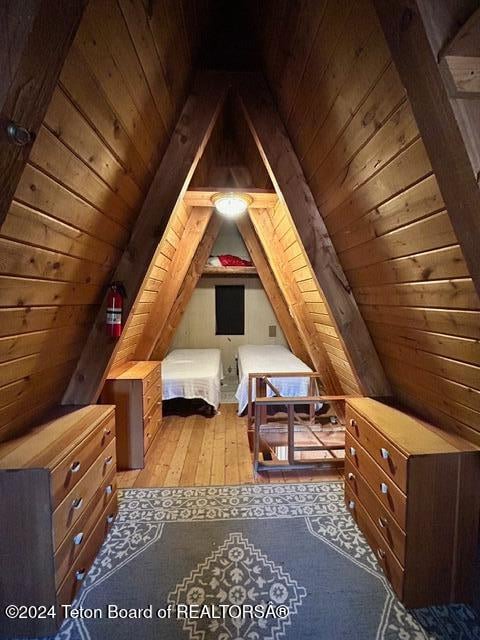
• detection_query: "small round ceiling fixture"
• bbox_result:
[211,192,252,219]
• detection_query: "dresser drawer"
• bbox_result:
[143,387,161,417]
[144,404,161,453]
[346,406,408,493]
[143,365,161,395]
[50,414,115,509]
[345,485,404,600]
[345,433,407,530]
[54,471,117,587]
[52,440,116,550]
[56,496,117,608]
[345,459,406,565]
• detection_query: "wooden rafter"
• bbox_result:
[0,1,87,229]
[249,207,344,403]
[235,215,312,367]
[62,73,227,404]
[439,7,480,98]
[237,75,391,397]
[150,212,223,360]
[373,1,480,299]
[135,207,214,360]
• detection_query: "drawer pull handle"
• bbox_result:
[105,484,113,495]
[380,448,390,460]
[73,532,84,545]
[349,446,356,456]
[378,516,388,528]
[380,482,389,494]
[349,418,357,428]
[347,472,356,481]
[348,500,355,510]
[376,548,386,561]
[72,497,83,510]
[70,461,81,473]
[105,455,113,465]
[75,569,86,581]
[107,514,115,524]
[104,427,112,436]
[146,432,151,439]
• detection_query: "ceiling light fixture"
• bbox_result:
[211,192,252,219]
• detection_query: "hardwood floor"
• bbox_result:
[116,403,343,488]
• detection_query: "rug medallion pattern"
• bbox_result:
[52,483,480,640]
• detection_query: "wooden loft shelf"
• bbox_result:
[203,265,258,276]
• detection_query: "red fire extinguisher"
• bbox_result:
[106,282,126,338]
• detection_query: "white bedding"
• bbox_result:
[162,349,223,410]
[235,344,313,414]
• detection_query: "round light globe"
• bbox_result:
[211,193,252,219]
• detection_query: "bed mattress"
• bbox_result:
[162,349,223,410]
[235,344,313,414]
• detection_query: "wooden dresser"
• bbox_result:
[101,361,162,469]
[0,405,117,639]
[344,398,480,608]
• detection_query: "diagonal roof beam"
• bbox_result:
[236,74,391,397]
[135,206,214,360]
[151,213,223,360]
[373,1,480,298]
[235,215,312,367]
[249,206,344,398]
[439,7,480,99]
[62,73,227,404]
[0,0,87,229]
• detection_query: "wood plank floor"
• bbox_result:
[116,404,343,488]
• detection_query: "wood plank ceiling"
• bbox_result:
[0,0,478,447]
[250,0,480,444]
[0,0,208,441]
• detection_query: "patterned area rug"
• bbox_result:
[52,483,480,640]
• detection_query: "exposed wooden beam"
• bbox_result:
[235,215,312,367]
[439,7,480,98]
[249,207,344,401]
[62,74,227,404]
[184,188,278,209]
[135,206,214,360]
[237,75,391,397]
[203,265,258,276]
[151,213,223,360]
[0,0,87,229]
[373,1,480,298]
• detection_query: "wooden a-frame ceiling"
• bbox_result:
[65,79,391,408]
[2,0,479,445]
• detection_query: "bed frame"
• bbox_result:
[248,372,353,472]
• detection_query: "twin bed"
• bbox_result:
[162,348,223,411]
[162,345,312,414]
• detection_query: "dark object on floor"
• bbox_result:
[162,397,215,418]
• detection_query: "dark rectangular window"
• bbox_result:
[215,285,245,335]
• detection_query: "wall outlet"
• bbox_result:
[269,325,277,337]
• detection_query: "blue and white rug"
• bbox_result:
[54,483,480,639]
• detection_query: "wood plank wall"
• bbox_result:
[253,0,480,444]
[268,202,361,395]
[0,0,205,440]
[111,201,191,366]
